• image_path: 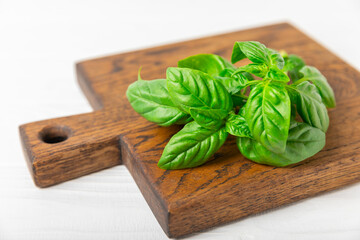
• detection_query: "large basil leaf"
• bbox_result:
[232,63,268,78]
[266,48,285,69]
[126,79,192,126]
[167,67,233,113]
[299,66,336,108]
[289,82,329,132]
[231,41,270,65]
[283,54,305,81]
[178,54,235,77]
[167,67,233,128]
[245,82,291,153]
[158,121,228,169]
[237,121,326,167]
[225,112,252,138]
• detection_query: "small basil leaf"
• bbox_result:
[178,54,235,77]
[232,63,268,78]
[237,121,325,167]
[298,66,336,108]
[283,54,306,81]
[266,48,285,69]
[214,74,248,94]
[167,67,233,114]
[158,121,228,169]
[219,68,254,80]
[219,68,255,82]
[216,68,253,94]
[265,65,290,82]
[126,79,192,126]
[225,112,252,138]
[189,108,227,129]
[289,82,329,132]
[238,105,246,117]
[219,68,235,77]
[231,41,270,65]
[245,82,291,153]
[242,71,255,80]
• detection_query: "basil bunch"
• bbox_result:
[126,41,336,169]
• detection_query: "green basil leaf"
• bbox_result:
[242,71,255,80]
[219,68,254,80]
[237,121,325,167]
[225,112,252,138]
[126,79,192,126]
[219,68,235,77]
[214,74,248,94]
[216,67,254,94]
[283,54,305,81]
[189,108,227,129]
[265,65,290,82]
[266,48,285,69]
[178,54,235,77]
[288,82,329,132]
[245,82,291,153]
[214,67,252,107]
[238,105,246,117]
[299,66,336,108]
[232,63,268,78]
[231,41,270,65]
[167,67,233,115]
[158,121,228,169]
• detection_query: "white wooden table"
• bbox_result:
[1,0,360,239]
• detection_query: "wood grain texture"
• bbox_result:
[19,23,360,238]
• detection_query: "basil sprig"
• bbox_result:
[126,41,336,169]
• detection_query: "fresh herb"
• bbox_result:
[126,41,336,169]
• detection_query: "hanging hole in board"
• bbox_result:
[39,125,72,144]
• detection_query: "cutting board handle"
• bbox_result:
[19,110,124,187]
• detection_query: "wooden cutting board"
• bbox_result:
[19,23,360,238]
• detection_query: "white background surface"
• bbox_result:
[1,0,360,239]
